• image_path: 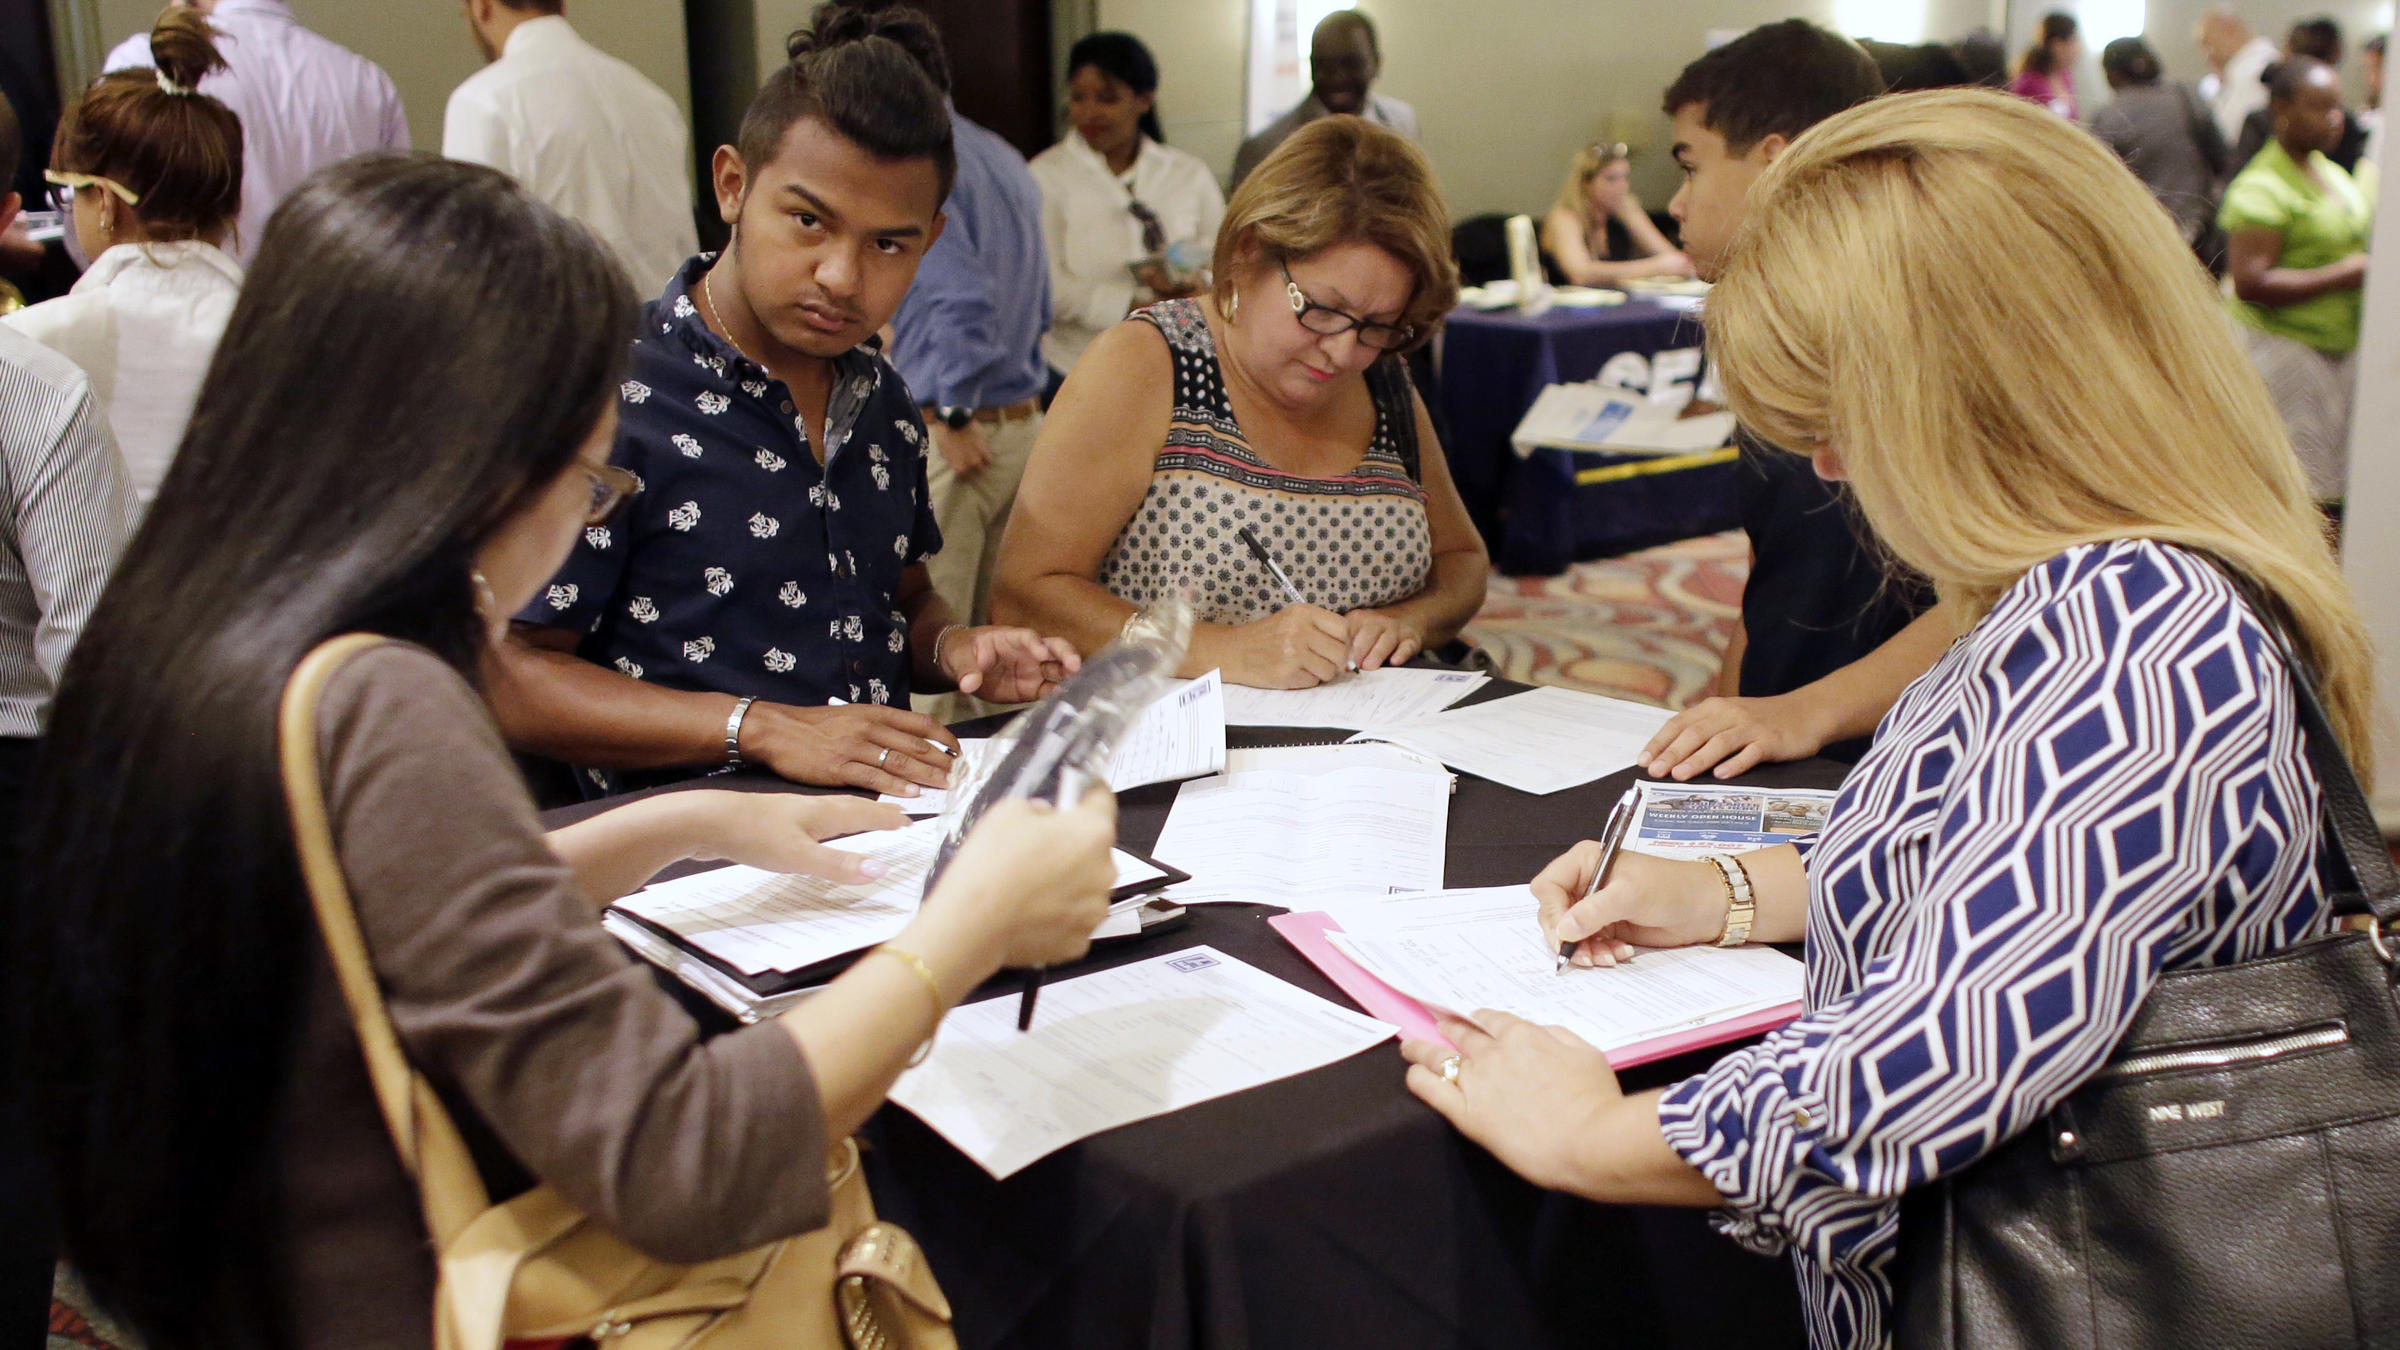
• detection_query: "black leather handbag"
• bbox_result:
[1893,616,2400,1349]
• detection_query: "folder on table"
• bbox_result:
[1269,895,1802,1066]
[605,820,1188,1024]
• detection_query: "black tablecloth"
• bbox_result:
[547,687,1849,1350]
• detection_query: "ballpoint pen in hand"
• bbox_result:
[1559,786,1641,973]
[1237,524,1359,673]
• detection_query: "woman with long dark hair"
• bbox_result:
[1029,30,1224,376]
[12,154,1117,1349]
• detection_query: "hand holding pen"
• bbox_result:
[1238,523,1372,672]
[1558,788,1639,972]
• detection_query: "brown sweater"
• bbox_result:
[270,642,829,1347]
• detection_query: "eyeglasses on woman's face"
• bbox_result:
[583,462,640,525]
[1278,258,1415,351]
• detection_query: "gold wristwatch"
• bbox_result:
[1705,853,1757,947]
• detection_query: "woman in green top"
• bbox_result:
[2221,56,2372,506]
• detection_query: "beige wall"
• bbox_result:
[81,1,692,151]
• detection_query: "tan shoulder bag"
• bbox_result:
[278,635,958,1350]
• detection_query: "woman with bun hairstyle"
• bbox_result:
[5,5,243,509]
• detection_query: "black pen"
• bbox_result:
[1237,525,1358,673]
[1018,967,1043,1030]
[1560,787,1640,973]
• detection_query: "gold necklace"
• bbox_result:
[701,266,763,370]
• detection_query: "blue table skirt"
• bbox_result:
[1436,301,1737,573]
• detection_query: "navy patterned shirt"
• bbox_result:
[1656,541,2330,1348]
[520,255,942,791]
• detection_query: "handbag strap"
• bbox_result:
[278,633,495,1247]
[2202,559,2400,929]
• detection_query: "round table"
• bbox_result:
[555,687,1846,1350]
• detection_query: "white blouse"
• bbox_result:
[1028,132,1225,374]
[4,241,242,508]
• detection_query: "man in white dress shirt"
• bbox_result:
[1230,10,1417,191]
[444,0,699,294]
[2198,6,2282,144]
[101,0,408,263]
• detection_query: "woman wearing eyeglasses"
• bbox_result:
[3,8,242,510]
[1030,31,1226,379]
[1539,142,1696,288]
[996,117,1488,689]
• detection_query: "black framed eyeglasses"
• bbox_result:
[584,463,640,525]
[1278,258,1416,351]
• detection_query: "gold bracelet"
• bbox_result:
[867,945,946,1065]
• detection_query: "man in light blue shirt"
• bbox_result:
[878,17,1051,640]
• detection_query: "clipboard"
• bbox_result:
[605,848,1191,1024]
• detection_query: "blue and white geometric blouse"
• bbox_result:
[1657,540,2332,1349]
[519,255,943,794]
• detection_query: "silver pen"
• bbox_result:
[1559,785,1640,973]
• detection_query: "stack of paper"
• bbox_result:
[611,820,943,975]
[1151,764,1450,906]
[1306,887,1803,1060]
[884,670,1227,814]
[1221,667,1487,729]
[1349,685,1675,795]
[889,946,1394,1178]
[611,818,1172,975]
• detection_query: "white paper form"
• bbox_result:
[882,671,1228,815]
[888,946,1394,1177]
[612,819,945,975]
[1150,766,1449,905]
[1108,668,1227,789]
[1321,887,1803,1054]
[613,818,1173,975]
[1352,685,1675,795]
[1222,743,1450,779]
[1220,668,1488,730]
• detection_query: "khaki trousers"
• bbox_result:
[915,410,1041,724]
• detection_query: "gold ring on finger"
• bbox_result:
[876,747,892,768]
[1438,1054,1462,1086]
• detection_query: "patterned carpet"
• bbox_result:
[1464,529,1746,710]
[42,531,1745,1348]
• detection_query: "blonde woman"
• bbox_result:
[1538,141,1694,286]
[995,117,1488,689]
[1396,89,2371,1348]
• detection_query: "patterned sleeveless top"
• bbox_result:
[1096,299,1434,624]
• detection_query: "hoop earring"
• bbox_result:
[1225,289,1240,321]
